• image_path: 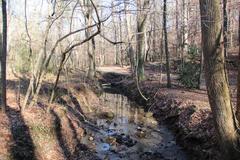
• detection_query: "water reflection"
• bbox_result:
[82,92,187,160]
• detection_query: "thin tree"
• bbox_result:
[1,0,7,112]
[163,0,171,88]
[236,10,240,123]
[223,0,228,58]
[199,0,240,159]
[84,0,96,79]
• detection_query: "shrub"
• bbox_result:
[178,44,201,88]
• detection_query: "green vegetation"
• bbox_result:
[178,45,201,88]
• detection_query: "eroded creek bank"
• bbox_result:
[98,72,219,160]
[81,89,188,160]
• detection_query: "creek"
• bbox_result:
[81,88,188,160]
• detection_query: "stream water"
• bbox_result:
[81,90,188,160]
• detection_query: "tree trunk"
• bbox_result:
[175,0,179,57]
[124,0,135,74]
[118,10,123,66]
[136,0,150,81]
[181,0,188,69]
[223,0,228,58]
[1,0,7,112]
[85,0,95,79]
[236,10,240,123]
[163,0,171,88]
[199,0,240,159]
[112,2,120,65]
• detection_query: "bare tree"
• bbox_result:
[223,0,228,58]
[136,0,150,81]
[1,0,7,112]
[163,0,171,88]
[236,10,240,123]
[84,0,96,79]
[199,0,240,159]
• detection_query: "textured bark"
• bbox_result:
[112,2,120,65]
[223,0,228,58]
[1,0,7,112]
[163,0,171,88]
[175,0,179,57]
[124,0,135,73]
[236,10,240,123]
[85,0,96,79]
[136,0,150,81]
[199,0,240,159]
[181,0,188,68]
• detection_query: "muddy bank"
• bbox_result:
[1,82,101,160]
[99,72,220,160]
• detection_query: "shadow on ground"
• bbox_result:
[5,106,36,160]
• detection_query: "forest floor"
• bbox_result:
[0,53,238,160]
[0,72,102,160]
[98,53,238,160]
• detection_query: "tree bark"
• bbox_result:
[85,0,95,79]
[180,0,188,69]
[236,10,240,123]
[175,0,179,57]
[163,0,171,88]
[124,0,135,74]
[1,0,7,112]
[136,0,150,81]
[223,0,228,58]
[199,0,240,159]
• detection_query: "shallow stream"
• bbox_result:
[81,90,188,160]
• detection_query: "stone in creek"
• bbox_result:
[136,130,147,138]
[145,112,153,118]
[137,126,142,131]
[88,136,94,141]
[140,151,164,159]
[98,143,110,151]
[139,108,145,114]
[106,129,117,136]
[106,136,117,145]
[100,112,115,119]
[114,133,137,147]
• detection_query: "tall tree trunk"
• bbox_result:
[136,0,150,81]
[163,0,171,88]
[236,10,240,123]
[175,0,179,57]
[112,2,120,65]
[223,0,228,58]
[199,0,240,159]
[85,0,95,79]
[1,0,7,112]
[124,0,135,74]
[181,0,188,69]
[118,10,123,66]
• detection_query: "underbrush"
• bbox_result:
[177,45,201,89]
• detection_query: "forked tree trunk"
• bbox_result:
[199,0,240,159]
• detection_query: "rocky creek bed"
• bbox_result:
[80,90,188,160]
[98,72,220,160]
